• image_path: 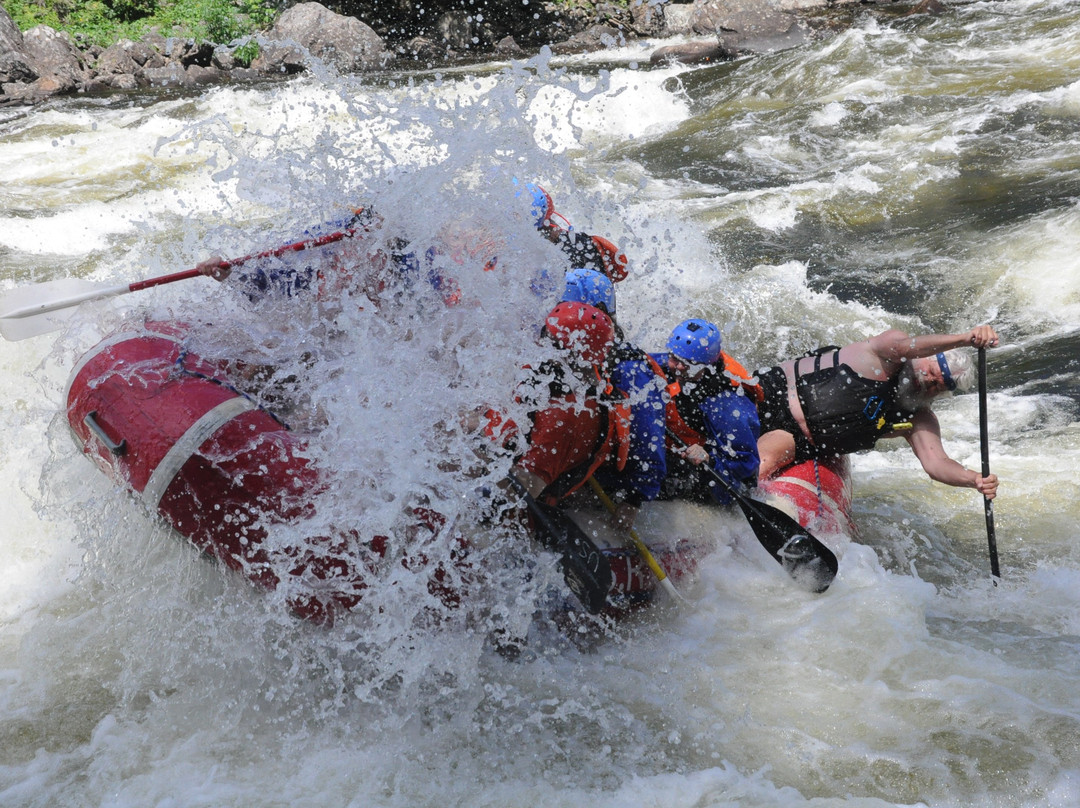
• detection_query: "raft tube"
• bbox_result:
[64,320,380,624]
[562,502,713,613]
[759,454,855,539]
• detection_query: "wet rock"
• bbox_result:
[650,41,728,66]
[692,0,808,56]
[551,25,626,56]
[169,39,215,69]
[434,11,479,52]
[22,25,88,92]
[494,36,526,58]
[186,64,224,86]
[107,73,138,91]
[396,37,445,64]
[267,2,389,73]
[908,0,947,15]
[250,42,309,76]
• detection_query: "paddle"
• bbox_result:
[666,429,838,593]
[978,347,1001,580]
[586,477,685,607]
[507,475,612,614]
[0,226,360,342]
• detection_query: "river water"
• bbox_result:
[3,1,1080,805]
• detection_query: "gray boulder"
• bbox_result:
[267,2,389,73]
[690,0,808,56]
[95,39,143,77]
[251,42,310,76]
[2,23,88,103]
[1,6,37,85]
[22,25,88,91]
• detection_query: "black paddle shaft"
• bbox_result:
[666,429,838,593]
[978,348,1002,579]
[507,476,612,613]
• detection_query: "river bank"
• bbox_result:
[1,0,941,108]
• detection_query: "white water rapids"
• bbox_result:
[3,2,1080,806]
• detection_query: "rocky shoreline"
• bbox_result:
[1,0,943,108]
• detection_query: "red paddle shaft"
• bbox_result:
[129,226,360,293]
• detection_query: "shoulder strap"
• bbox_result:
[794,345,840,385]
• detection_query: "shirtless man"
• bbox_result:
[755,325,1000,499]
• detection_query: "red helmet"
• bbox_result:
[544,301,614,367]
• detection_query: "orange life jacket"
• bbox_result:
[721,353,764,404]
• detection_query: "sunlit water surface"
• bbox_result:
[3,2,1080,806]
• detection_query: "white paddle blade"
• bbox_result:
[0,279,129,341]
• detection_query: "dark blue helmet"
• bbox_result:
[667,319,722,365]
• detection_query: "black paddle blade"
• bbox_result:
[735,496,839,594]
[531,501,613,614]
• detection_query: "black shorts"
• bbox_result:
[757,366,820,464]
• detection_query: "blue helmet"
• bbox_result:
[513,178,555,228]
[561,267,615,315]
[667,319,722,365]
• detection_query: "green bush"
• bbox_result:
[105,0,157,24]
[6,0,279,48]
[6,0,64,30]
[232,38,259,67]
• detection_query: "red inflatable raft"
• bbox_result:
[760,454,855,539]
[64,322,707,621]
[63,321,388,624]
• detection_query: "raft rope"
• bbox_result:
[174,348,291,430]
[812,458,825,517]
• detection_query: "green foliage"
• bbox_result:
[203,3,244,43]
[232,38,259,67]
[5,0,64,31]
[105,0,157,24]
[5,0,280,48]
[238,0,275,30]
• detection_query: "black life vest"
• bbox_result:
[795,348,917,455]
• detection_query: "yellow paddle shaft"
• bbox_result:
[586,477,682,603]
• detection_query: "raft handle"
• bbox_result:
[84,411,127,456]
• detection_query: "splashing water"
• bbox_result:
[4,4,1080,806]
